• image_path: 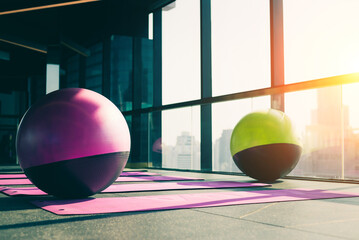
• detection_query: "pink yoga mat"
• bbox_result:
[120,172,160,176]
[0,172,160,179]
[31,188,359,215]
[0,181,270,196]
[0,176,204,185]
[0,178,33,185]
[118,176,204,182]
[0,174,27,179]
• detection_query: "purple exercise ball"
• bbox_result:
[16,88,131,198]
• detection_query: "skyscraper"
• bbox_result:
[301,87,350,178]
[213,129,240,172]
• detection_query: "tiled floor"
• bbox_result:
[1,165,359,240]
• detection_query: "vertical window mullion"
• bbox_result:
[200,0,212,171]
[270,0,285,111]
[151,9,163,168]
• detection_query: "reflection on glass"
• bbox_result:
[212,96,270,172]
[211,0,270,96]
[0,92,20,164]
[65,54,79,88]
[124,115,132,162]
[110,36,133,111]
[342,83,359,179]
[140,113,150,163]
[0,127,17,164]
[85,42,103,94]
[162,106,200,170]
[162,0,200,104]
[284,0,359,83]
[110,36,153,111]
[285,87,342,178]
[30,75,46,103]
[124,115,132,132]
[148,111,162,168]
[141,38,153,108]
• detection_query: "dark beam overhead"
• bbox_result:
[0,0,100,15]
[0,34,47,53]
[0,0,171,93]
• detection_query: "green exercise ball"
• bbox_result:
[230,109,302,182]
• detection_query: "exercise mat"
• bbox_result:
[31,188,359,215]
[0,181,270,196]
[0,171,160,179]
[0,175,204,185]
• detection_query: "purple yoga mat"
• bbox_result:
[31,188,359,215]
[0,176,204,185]
[0,172,160,179]
[0,181,270,196]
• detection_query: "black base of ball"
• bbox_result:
[24,151,130,198]
[232,143,301,182]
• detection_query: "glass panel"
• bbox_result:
[148,111,162,168]
[65,54,80,88]
[0,128,17,164]
[141,38,153,108]
[0,92,27,164]
[285,87,343,178]
[85,42,103,94]
[110,36,133,112]
[211,0,270,96]
[0,94,18,164]
[124,115,132,162]
[284,0,359,84]
[342,83,359,179]
[0,93,19,115]
[212,96,270,172]
[162,0,200,104]
[30,75,46,104]
[124,115,132,132]
[162,106,200,170]
[140,113,150,163]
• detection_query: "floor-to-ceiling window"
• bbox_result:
[160,0,201,170]
[60,0,359,181]
[283,0,359,179]
[145,0,359,180]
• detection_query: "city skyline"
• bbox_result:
[161,86,359,178]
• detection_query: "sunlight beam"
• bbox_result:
[0,0,100,16]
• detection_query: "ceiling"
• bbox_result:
[0,0,165,93]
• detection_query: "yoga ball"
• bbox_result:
[230,109,301,182]
[16,88,131,198]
